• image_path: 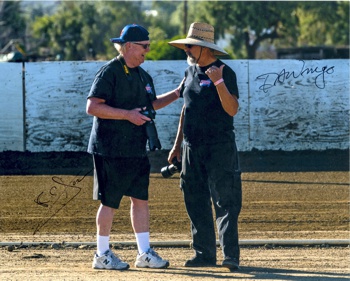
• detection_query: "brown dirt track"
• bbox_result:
[0,150,349,280]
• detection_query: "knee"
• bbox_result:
[130,197,148,208]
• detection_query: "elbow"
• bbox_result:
[225,106,238,117]
[86,97,105,117]
[86,103,96,116]
[86,98,96,116]
[230,98,239,116]
[86,104,92,116]
[231,107,239,117]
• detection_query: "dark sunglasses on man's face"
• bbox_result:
[132,42,150,49]
[185,44,193,49]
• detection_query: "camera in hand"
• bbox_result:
[140,106,162,151]
[161,158,182,178]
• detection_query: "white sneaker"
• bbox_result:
[92,249,130,270]
[135,248,170,268]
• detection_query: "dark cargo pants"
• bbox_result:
[180,140,242,261]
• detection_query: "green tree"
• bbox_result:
[296,1,349,46]
[194,1,299,59]
[147,1,181,39]
[0,1,26,51]
[31,14,53,47]
[31,1,146,60]
[147,35,187,60]
[27,0,350,60]
[191,1,348,59]
[94,1,147,59]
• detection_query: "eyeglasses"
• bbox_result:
[131,42,150,49]
[185,44,194,49]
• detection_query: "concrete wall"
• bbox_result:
[0,63,24,151]
[0,59,348,152]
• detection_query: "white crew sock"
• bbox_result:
[97,235,110,256]
[135,232,150,254]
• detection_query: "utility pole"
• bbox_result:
[183,0,188,35]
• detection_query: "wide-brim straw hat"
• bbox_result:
[168,22,228,56]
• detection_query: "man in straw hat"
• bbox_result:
[167,22,242,270]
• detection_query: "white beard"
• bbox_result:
[187,56,196,66]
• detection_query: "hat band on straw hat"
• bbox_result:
[188,35,214,44]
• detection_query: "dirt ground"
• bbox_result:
[0,150,349,280]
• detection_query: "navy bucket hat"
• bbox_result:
[110,24,149,44]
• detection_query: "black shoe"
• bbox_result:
[222,258,240,270]
[184,256,216,267]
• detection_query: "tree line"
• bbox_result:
[0,0,349,61]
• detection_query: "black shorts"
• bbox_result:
[92,154,150,209]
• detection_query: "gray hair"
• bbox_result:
[114,43,127,55]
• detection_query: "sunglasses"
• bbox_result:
[132,42,150,49]
[185,44,194,49]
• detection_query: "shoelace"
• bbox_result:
[107,251,123,265]
[148,249,162,260]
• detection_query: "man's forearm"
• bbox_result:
[174,105,185,148]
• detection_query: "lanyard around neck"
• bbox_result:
[117,55,147,85]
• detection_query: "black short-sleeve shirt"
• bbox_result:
[87,58,156,157]
[182,59,239,145]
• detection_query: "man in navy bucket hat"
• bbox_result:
[87,24,183,270]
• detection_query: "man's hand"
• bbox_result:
[168,146,181,164]
[205,64,225,84]
[126,107,151,126]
